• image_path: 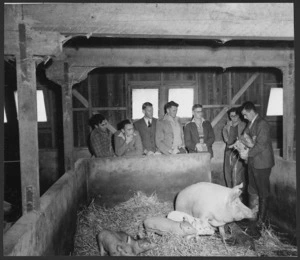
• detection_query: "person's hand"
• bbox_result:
[241,133,254,148]
[195,143,202,152]
[226,120,233,127]
[172,147,180,154]
[125,134,133,144]
[239,148,249,160]
[146,151,155,156]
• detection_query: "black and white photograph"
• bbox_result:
[2,2,297,257]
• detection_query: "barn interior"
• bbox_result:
[3,3,296,256]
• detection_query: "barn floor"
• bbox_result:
[73,191,297,257]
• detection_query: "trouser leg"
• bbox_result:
[252,167,272,226]
[224,150,233,188]
[245,162,261,239]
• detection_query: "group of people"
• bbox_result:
[88,100,215,158]
[88,100,275,239]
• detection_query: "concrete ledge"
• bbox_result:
[86,153,211,205]
[3,160,88,256]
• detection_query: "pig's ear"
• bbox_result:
[231,183,243,200]
[233,182,243,190]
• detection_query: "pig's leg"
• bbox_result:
[99,243,105,256]
[218,226,230,253]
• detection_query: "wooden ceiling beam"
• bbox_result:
[5,3,293,40]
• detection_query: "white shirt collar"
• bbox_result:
[144,117,152,126]
[192,117,205,124]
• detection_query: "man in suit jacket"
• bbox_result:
[184,104,215,158]
[156,101,186,155]
[134,102,158,155]
[240,101,275,239]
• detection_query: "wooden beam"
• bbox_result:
[211,73,259,127]
[282,59,295,160]
[72,89,89,108]
[5,4,293,39]
[60,47,291,69]
[62,63,74,171]
[17,23,40,214]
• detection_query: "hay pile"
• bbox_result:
[73,192,297,257]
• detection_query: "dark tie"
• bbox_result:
[148,120,152,127]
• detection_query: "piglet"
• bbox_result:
[167,211,215,235]
[96,229,136,256]
[117,231,157,255]
[144,216,197,238]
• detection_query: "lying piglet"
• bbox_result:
[167,211,215,235]
[117,231,157,255]
[144,216,197,239]
[96,229,135,256]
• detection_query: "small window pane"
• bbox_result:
[132,89,158,119]
[4,107,7,123]
[168,88,194,118]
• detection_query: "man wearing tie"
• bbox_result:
[134,102,159,155]
[240,101,275,239]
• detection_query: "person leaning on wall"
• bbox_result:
[238,101,275,239]
[222,107,247,189]
[155,101,186,155]
[134,102,160,155]
[184,104,215,158]
[88,114,116,158]
[114,119,143,157]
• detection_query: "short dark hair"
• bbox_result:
[242,101,257,113]
[227,107,240,118]
[165,101,179,110]
[88,114,106,129]
[192,104,203,110]
[142,102,153,110]
[119,119,133,130]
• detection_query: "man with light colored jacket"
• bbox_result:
[155,101,186,155]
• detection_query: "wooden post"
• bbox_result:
[281,55,295,160]
[17,23,40,214]
[62,63,74,171]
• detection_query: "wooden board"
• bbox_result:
[16,23,40,214]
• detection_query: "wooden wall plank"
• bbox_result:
[282,57,294,160]
[17,23,40,214]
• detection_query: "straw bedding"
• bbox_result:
[73,191,297,257]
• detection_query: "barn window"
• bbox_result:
[14,90,47,122]
[132,88,159,119]
[168,88,194,118]
[4,107,7,123]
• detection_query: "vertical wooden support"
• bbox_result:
[228,71,232,105]
[281,54,295,160]
[62,62,74,171]
[87,74,92,117]
[17,23,40,214]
